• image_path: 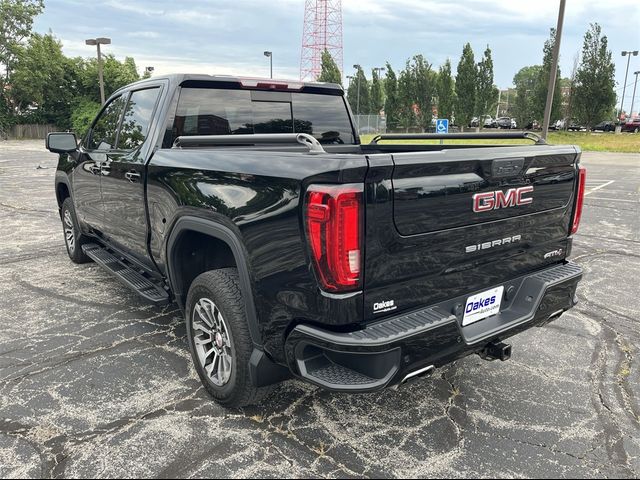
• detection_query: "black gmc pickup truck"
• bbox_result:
[46,74,586,407]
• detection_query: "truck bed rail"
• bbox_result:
[173,133,326,154]
[369,131,546,145]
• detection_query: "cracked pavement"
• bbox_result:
[0,140,638,478]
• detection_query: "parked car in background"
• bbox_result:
[550,119,565,131]
[511,118,517,129]
[525,120,540,130]
[621,117,640,133]
[496,117,512,129]
[566,119,586,132]
[592,120,615,132]
[483,116,497,128]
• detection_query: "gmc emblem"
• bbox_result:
[473,186,534,212]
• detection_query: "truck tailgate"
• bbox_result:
[363,145,580,322]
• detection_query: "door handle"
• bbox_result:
[125,171,141,183]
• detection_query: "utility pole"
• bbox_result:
[85,37,111,105]
[620,50,639,120]
[496,89,502,118]
[263,51,273,79]
[541,0,565,140]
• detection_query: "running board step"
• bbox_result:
[82,243,169,305]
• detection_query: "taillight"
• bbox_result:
[305,184,363,292]
[571,166,587,234]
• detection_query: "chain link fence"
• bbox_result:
[352,115,386,135]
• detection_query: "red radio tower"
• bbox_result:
[300,0,343,81]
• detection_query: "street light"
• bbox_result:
[630,71,640,120]
[353,64,362,117]
[346,75,354,91]
[620,50,639,120]
[85,37,111,105]
[145,66,155,77]
[263,51,272,79]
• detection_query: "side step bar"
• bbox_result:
[82,243,170,305]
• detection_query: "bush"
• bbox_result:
[70,99,101,139]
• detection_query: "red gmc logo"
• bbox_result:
[473,186,534,212]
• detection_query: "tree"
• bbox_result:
[397,61,415,130]
[534,28,562,125]
[10,32,76,127]
[317,49,342,85]
[347,65,370,115]
[0,0,44,129]
[475,45,495,117]
[76,54,140,102]
[513,65,542,129]
[370,68,384,114]
[455,43,476,128]
[384,62,400,130]
[574,23,616,128]
[564,53,580,121]
[410,54,436,130]
[0,0,44,81]
[437,59,455,121]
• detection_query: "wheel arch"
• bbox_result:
[166,216,262,347]
[55,174,72,210]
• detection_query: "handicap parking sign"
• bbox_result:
[436,119,449,134]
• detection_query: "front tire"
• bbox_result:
[186,268,273,408]
[60,198,91,264]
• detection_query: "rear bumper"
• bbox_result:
[284,262,583,392]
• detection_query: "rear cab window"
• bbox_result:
[171,86,355,145]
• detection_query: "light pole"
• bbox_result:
[263,51,272,79]
[85,37,111,105]
[620,50,639,120]
[541,0,565,140]
[353,64,361,117]
[630,71,640,120]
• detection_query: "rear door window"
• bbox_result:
[173,87,355,144]
[118,87,161,150]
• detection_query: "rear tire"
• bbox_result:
[60,198,91,264]
[185,268,274,408]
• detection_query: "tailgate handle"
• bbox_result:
[491,158,525,178]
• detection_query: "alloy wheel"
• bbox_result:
[192,298,233,386]
[63,209,75,253]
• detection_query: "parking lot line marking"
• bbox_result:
[585,180,615,196]
[584,196,638,203]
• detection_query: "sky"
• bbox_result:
[34,0,640,109]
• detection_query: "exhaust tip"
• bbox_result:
[401,365,436,384]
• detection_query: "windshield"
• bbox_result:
[172,88,355,145]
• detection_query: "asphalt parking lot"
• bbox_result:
[0,140,638,478]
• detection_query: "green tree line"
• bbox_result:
[321,23,616,130]
[1,0,141,136]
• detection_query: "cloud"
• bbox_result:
[35,0,640,91]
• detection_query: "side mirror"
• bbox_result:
[46,132,78,154]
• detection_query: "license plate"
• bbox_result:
[462,286,504,326]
